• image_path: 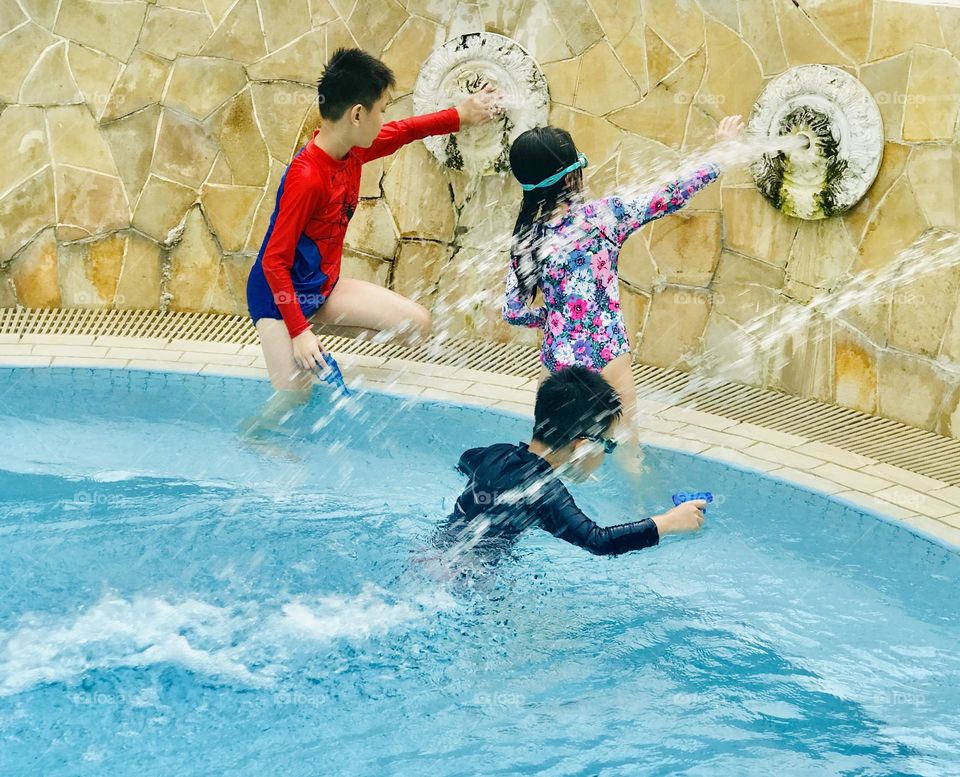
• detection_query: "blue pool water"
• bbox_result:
[0,368,958,776]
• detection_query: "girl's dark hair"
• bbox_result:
[533,367,622,449]
[317,48,395,121]
[509,127,583,300]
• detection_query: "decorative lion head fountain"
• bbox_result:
[747,65,884,220]
[413,32,549,176]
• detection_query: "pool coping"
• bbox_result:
[1,329,959,550]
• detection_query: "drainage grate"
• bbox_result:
[3,307,959,487]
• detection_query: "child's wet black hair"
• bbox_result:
[509,127,584,301]
[317,48,396,121]
[532,366,622,450]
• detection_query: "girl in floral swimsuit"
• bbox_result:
[503,116,744,446]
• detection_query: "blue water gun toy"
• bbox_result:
[672,491,713,510]
[313,353,351,396]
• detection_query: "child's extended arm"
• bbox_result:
[590,164,720,246]
[502,262,546,329]
[358,88,501,163]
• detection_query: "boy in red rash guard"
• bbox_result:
[246,48,500,398]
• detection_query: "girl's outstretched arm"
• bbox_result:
[591,163,721,246]
[502,263,546,328]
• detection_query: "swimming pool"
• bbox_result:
[1,367,958,776]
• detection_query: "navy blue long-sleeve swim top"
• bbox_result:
[439,442,659,556]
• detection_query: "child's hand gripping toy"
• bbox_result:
[313,353,351,396]
[671,492,714,511]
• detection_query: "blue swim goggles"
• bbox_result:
[520,153,588,191]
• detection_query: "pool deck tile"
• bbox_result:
[741,442,822,470]
[659,407,740,431]
[698,446,781,472]
[792,441,876,470]
[32,344,110,358]
[767,467,846,495]
[873,486,957,519]
[861,463,954,494]
[811,463,895,493]
[725,422,809,448]
[106,347,184,362]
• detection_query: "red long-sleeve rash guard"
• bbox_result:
[258,108,461,338]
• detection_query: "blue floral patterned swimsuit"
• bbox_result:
[502,165,720,372]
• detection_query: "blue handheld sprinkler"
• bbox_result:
[671,491,713,510]
[313,352,352,396]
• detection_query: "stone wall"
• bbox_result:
[1,0,958,437]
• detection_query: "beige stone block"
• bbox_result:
[512,1,573,63]
[648,211,720,286]
[833,325,877,414]
[776,0,853,67]
[614,25,647,96]
[859,53,909,143]
[588,0,641,49]
[212,90,271,187]
[889,262,960,357]
[346,0,405,53]
[712,250,784,326]
[203,0,236,26]
[54,0,146,61]
[165,207,235,313]
[798,0,871,62]
[140,5,212,58]
[0,168,55,260]
[541,58,580,106]
[699,0,739,32]
[644,25,681,88]
[766,307,832,402]
[10,229,59,307]
[340,248,391,287]
[247,29,327,84]
[842,142,909,245]
[19,41,82,105]
[152,109,218,189]
[244,159,285,251]
[903,45,960,142]
[940,385,960,439]
[0,0,26,32]
[682,108,720,161]
[870,0,945,61]
[549,105,623,169]
[132,175,197,241]
[701,18,762,121]
[619,284,649,353]
[343,199,399,259]
[618,232,658,292]
[574,41,640,116]
[699,312,763,385]
[115,231,161,308]
[66,43,122,118]
[0,22,57,103]
[609,50,704,147]
[250,83,316,163]
[46,104,118,175]
[636,285,711,369]
[201,0,266,61]
[476,0,524,35]
[877,349,948,430]
[939,6,960,61]
[101,51,170,122]
[0,106,48,198]
[200,185,262,252]
[393,239,451,304]
[723,186,799,266]
[585,154,619,198]
[383,16,443,97]
[165,57,246,120]
[645,0,703,58]
[55,167,129,238]
[58,233,123,306]
[220,253,254,313]
[907,146,958,230]
[737,0,786,76]
[855,178,927,273]
[101,105,160,205]
[405,0,455,24]
[381,141,454,239]
[618,132,678,190]
[257,0,311,51]
[0,275,18,306]
[784,218,856,300]
[944,296,960,364]
[308,0,338,26]
[326,16,360,55]
[544,0,604,56]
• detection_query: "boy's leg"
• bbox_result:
[600,353,645,476]
[312,278,431,344]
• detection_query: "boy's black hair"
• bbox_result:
[533,367,622,449]
[317,48,395,121]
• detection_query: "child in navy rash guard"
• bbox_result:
[437,367,706,558]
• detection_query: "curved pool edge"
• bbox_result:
[2,333,959,551]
